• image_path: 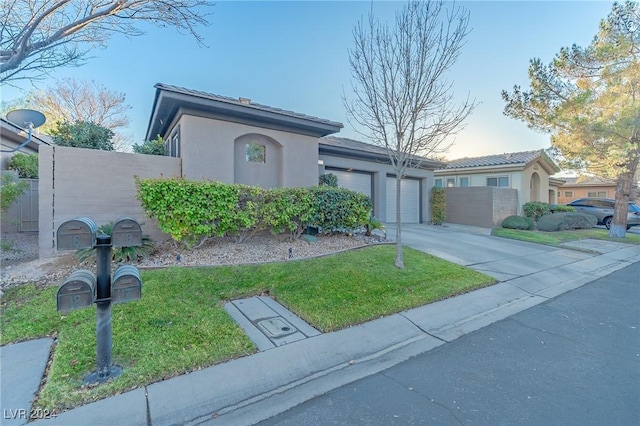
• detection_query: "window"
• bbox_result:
[564,191,573,197]
[459,177,469,187]
[487,176,509,187]
[446,178,455,187]
[169,126,180,157]
[434,178,443,188]
[246,143,266,162]
[587,191,606,197]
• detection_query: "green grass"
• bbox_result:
[1,245,494,412]
[492,227,640,245]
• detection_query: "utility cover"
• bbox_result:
[257,317,297,338]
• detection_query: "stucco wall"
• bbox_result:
[174,114,318,187]
[444,187,517,227]
[38,145,182,258]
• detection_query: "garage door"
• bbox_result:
[329,169,372,199]
[386,177,420,223]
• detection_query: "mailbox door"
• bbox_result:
[57,270,96,313]
[112,217,143,247]
[57,217,98,250]
[112,265,142,304]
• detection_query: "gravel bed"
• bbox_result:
[1,231,386,291]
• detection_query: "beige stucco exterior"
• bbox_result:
[166,113,319,188]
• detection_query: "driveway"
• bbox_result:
[388,223,595,282]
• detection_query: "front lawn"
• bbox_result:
[1,245,494,412]
[492,227,640,245]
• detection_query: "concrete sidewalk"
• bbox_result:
[3,224,639,426]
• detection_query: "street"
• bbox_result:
[261,262,640,425]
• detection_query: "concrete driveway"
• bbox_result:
[388,223,594,282]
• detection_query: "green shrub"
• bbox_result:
[551,205,575,213]
[309,186,371,232]
[501,215,534,230]
[430,187,446,225]
[0,172,28,213]
[319,173,338,187]
[8,153,38,178]
[136,178,372,247]
[536,212,597,232]
[132,135,166,156]
[523,202,551,221]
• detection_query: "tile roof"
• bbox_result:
[155,83,343,128]
[319,136,444,169]
[560,175,617,186]
[440,150,552,170]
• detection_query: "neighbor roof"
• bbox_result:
[0,117,52,152]
[559,175,617,187]
[145,83,343,140]
[319,136,444,170]
[438,150,560,174]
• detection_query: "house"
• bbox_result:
[435,150,562,204]
[432,150,562,227]
[557,175,618,204]
[1,117,52,233]
[145,83,441,223]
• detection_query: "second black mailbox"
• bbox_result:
[112,217,143,247]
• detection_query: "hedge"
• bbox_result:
[136,178,371,247]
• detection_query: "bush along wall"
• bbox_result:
[523,202,551,222]
[430,187,446,225]
[136,178,371,248]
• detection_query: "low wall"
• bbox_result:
[444,187,517,228]
[39,145,182,258]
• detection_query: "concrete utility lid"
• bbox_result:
[224,296,321,351]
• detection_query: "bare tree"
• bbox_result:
[31,77,132,149]
[344,0,475,269]
[0,0,214,83]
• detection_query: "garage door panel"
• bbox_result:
[329,170,372,199]
[386,177,420,223]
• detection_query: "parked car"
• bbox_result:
[558,198,640,230]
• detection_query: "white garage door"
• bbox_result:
[386,177,420,223]
[329,169,372,199]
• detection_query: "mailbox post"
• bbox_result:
[56,217,143,384]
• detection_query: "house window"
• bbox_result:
[587,191,607,197]
[487,176,509,187]
[169,126,180,157]
[459,177,469,187]
[434,178,443,188]
[564,191,573,197]
[446,178,456,187]
[246,143,266,163]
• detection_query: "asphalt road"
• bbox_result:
[260,262,640,426]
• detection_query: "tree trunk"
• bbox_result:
[609,171,633,238]
[395,175,404,269]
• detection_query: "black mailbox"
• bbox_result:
[57,269,96,313]
[57,217,98,250]
[112,265,142,304]
[112,217,143,247]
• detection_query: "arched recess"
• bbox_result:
[530,172,541,202]
[234,134,282,188]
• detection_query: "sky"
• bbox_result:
[1,1,615,160]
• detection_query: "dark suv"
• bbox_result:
[564,198,640,230]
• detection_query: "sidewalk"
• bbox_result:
[3,225,639,426]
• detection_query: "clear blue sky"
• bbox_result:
[2,1,614,160]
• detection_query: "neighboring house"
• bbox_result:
[557,175,618,204]
[1,117,52,233]
[435,150,561,206]
[145,83,441,223]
